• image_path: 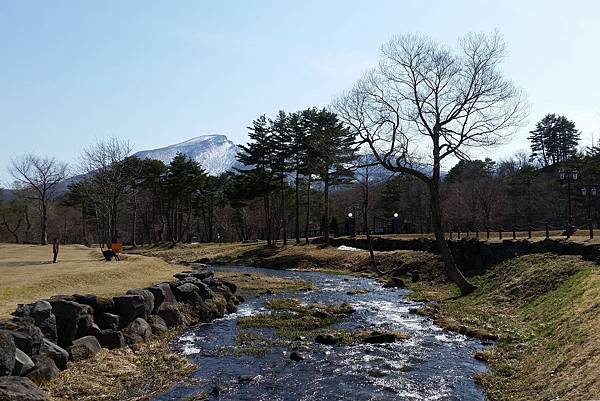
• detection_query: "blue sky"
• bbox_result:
[1,0,599,183]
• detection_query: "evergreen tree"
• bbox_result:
[529,114,580,166]
[270,110,292,245]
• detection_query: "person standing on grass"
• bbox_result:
[52,238,59,263]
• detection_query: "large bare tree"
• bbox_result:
[8,154,68,245]
[335,32,527,294]
[79,137,133,245]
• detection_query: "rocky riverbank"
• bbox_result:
[0,264,242,400]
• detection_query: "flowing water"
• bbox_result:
[152,266,489,401]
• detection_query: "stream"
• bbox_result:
[152,266,489,401]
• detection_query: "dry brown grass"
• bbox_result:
[0,243,181,317]
[42,333,196,401]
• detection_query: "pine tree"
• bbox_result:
[269,110,292,245]
[529,114,580,166]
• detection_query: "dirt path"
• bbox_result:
[0,243,181,317]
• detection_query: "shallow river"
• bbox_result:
[152,266,488,401]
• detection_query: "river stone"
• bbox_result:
[145,286,166,313]
[94,297,115,315]
[155,283,177,305]
[157,304,183,328]
[315,333,338,345]
[13,301,57,343]
[0,376,49,401]
[113,295,145,325]
[0,318,44,358]
[95,330,125,349]
[40,339,68,371]
[72,294,98,311]
[12,348,35,376]
[0,331,16,376]
[68,336,101,361]
[289,351,305,361]
[126,289,154,318]
[147,316,168,335]
[123,318,152,345]
[362,331,398,344]
[48,299,85,348]
[173,283,200,303]
[220,280,237,294]
[97,313,120,331]
[27,356,59,384]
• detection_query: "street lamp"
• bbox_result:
[581,185,599,237]
[558,167,578,226]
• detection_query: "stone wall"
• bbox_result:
[316,237,600,275]
[0,264,242,400]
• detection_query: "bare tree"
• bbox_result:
[79,137,133,245]
[335,32,527,295]
[8,154,68,245]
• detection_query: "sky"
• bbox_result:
[1,0,599,183]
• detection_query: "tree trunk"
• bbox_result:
[280,175,287,246]
[429,181,477,295]
[294,168,300,244]
[130,191,138,247]
[40,199,48,245]
[305,174,311,244]
[323,171,330,246]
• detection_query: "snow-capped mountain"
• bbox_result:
[134,134,240,176]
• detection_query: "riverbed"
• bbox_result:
[152,266,488,401]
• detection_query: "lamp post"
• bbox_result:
[392,212,401,234]
[581,185,599,238]
[558,167,578,226]
[346,212,356,237]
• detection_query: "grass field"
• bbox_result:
[0,243,181,317]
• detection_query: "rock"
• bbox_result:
[0,376,49,401]
[155,283,177,305]
[383,277,405,288]
[75,312,94,339]
[220,280,237,293]
[346,288,369,296]
[94,297,115,315]
[12,348,35,376]
[86,323,102,337]
[95,330,125,349]
[314,334,338,345]
[97,313,120,331]
[173,283,200,303]
[0,330,16,376]
[236,295,246,303]
[289,351,304,361]
[68,336,101,361]
[0,318,44,358]
[122,318,152,345]
[145,286,166,313]
[96,329,125,349]
[13,301,57,343]
[48,299,85,347]
[40,339,68,371]
[147,316,168,335]
[157,304,183,328]
[27,356,59,384]
[72,294,98,311]
[174,268,213,281]
[126,289,155,318]
[113,295,146,325]
[362,331,399,344]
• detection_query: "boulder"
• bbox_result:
[220,280,237,294]
[94,297,115,315]
[0,318,44,358]
[96,313,120,331]
[48,299,85,347]
[155,283,177,305]
[40,339,68,371]
[315,333,338,345]
[12,348,34,376]
[157,304,183,328]
[174,268,213,281]
[0,376,49,401]
[0,331,16,376]
[126,289,154,318]
[289,351,305,361]
[86,323,102,337]
[362,331,399,344]
[13,301,57,343]
[68,336,101,362]
[72,294,98,311]
[145,286,166,313]
[113,295,145,325]
[95,330,125,349]
[75,311,94,340]
[122,318,152,345]
[27,356,59,384]
[147,316,168,335]
[172,283,200,303]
